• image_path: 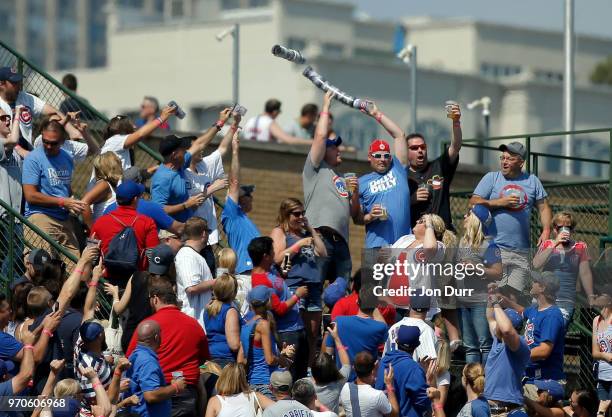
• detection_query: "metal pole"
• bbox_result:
[563,0,575,176]
[232,23,240,104]
[410,46,417,133]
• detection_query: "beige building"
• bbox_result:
[39,0,612,178]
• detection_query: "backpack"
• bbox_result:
[103,214,140,279]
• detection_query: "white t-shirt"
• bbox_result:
[0,92,46,145]
[34,135,88,163]
[243,114,273,142]
[339,383,392,417]
[175,246,213,331]
[383,317,450,386]
[185,150,225,245]
[100,134,131,169]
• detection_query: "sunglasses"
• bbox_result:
[409,144,427,151]
[554,225,573,230]
[0,115,11,123]
[371,153,391,160]
[499,155,520,162]
[290,210,306,217]
[42,139,61,147]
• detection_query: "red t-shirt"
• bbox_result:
[251,272,291,316]
[126,306,210,386]
[90,205,159,272]
[331,292,396,326]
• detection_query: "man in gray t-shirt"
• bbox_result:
[264,371,313,417]
[303,92,359,287]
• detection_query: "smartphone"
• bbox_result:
[281,253,291,273]
[329,322,336,331]
[51,302,59,313]
[86,237,101,265]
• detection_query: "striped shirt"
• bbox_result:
[175,246,213,331]
[74,335,113,413]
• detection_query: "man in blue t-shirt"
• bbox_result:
[22,119,86,257]
[357,105,411,248]
[127,320,186,417]
[325,287,388,381]
[151,108,232,223]
[484,302,530,416]
[471,141,552,295]
[221,132,260,275]
[522,271,565,381]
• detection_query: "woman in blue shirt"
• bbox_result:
[458,363,490,417]
[270,198,326,372]
[204,274,241,367]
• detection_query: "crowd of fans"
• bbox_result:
[0,66,607,417]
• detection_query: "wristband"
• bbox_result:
[385,385,395,393]
[24,344,34,350]
[92,381,102,390]
[319,111,330,117]
[291,244,300,254]
[375,113,383,124]
[172,382,179,394]
[230,125,239,133]
[88,282,98,288]
[453,120,461,126]
[155,117,163,125]
[433,403,444,411]
[214,120,225,129]
[75,268,84,275]
[58,198,65,208]
[338,345,348,351]
[43,329,53,337]
[114,370,122,377]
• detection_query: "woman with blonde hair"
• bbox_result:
[204,273,242,367]
[204,363,273,417]
[457,363,490,417]
[81,152,123,228]
[270,197,326,374]
[217,247,252,317]
[457,205,502,364]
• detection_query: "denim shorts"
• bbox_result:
[598,380,612,401]
[289,281,323,312]
[251,384,275,400]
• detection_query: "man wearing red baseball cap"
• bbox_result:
[354,105,410,248]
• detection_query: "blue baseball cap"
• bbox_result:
[52,398,80,417]
[149,244,176,275]
[397,325,421,347]
[323,278,347,307]
[533,379,564,402]
[0,67,23,83]
[248,286,273,305]
[0,359,15,377]
[504,308,523,330]
[116,180,145,201]
[326,136,342,148]
[470,204,493,234]
[79,320,104,343]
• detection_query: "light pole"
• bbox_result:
[468,96,492,165]
[216,23,240,104]
[563,0,575,176]
[397,44,417,133]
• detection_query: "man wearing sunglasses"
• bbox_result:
[407,103,463,231]
[354,103,409,248]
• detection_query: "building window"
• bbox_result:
[171,0,184,17]
[545,139,607,177]
[480,62,522,79]
[322,43,344,58]
[191,104,232,131]
[221,0,240,10]
[249,0,269,7]
[535,70,563,83]
[287,37,307,52]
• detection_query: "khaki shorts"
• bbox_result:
[27,213,81,260]
[497,248,530,293]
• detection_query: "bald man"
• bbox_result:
[126,320,186,417]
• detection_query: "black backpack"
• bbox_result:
[103,214,140,279]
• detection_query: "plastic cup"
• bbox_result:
[171,371,184,380]
[344,173,357,193]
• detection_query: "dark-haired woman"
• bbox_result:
[101,105,176,170]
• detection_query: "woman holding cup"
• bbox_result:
[532,211,595,326]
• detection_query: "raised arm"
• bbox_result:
[269,121,313,146]
[57,246,98,312]
[327,324,350,368]
[188,108,232,156]
[366,103,407,166]
[447,104,462,162]
[124,105,176,149]
[12,328,36,393]
[83,261,104,322]
[4,105,23,148]
[227,131,241,203]
[217,113,241,157]
[310,91,334,168]
[492,303,521,352]
[104,279,132,315]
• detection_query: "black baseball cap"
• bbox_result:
[0,67,23,83]
[149,244,175,275]
[159,135,196,157]
[239,185,255,198]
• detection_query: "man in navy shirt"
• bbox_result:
[522,271,565,381]
[127,320,186,417]
[152,108,232,223]
[355,102,410,248]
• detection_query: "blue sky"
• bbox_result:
[344,0,612,39]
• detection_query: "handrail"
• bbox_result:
[0,39,164,164]
[459,127,612,143]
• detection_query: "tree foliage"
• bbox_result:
[591,56,612,85]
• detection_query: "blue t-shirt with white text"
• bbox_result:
[473,171,547,250]
[359,157,411,248]
[523,304,565,381]
[151,152,193,223]
[22,147,73,220]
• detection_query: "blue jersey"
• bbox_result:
[523,304,565,380]
[484,336,530,405]
[359,157,411,248]
[221,197,260,274]
[151,152,193,223]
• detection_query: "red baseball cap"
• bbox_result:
[369,139,390,154]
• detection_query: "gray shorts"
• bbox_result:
[497,248,530,293]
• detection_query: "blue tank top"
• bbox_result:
[204,303,238,362]
[285,232,319,286]
[239,318,278,385]
[596,316,612,381]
